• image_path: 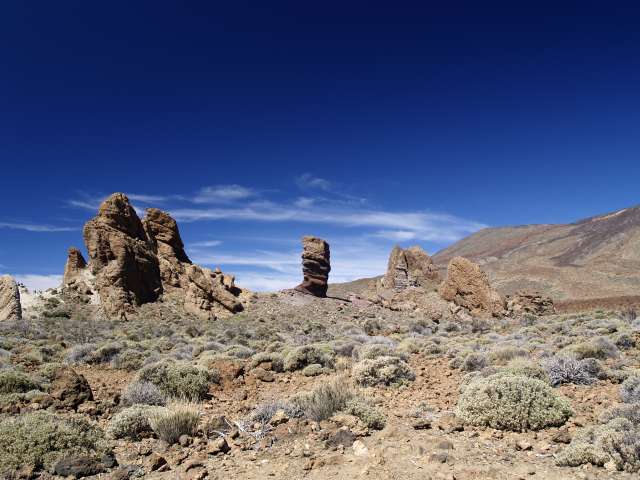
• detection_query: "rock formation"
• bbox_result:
[0,275,21,320]
[143,208,243,319]
[506,291,555,317]
[83,193,162,319]
[439,256,505,317]
[380,246,439,292]
[294,236,331,297]
[62,247,87,286]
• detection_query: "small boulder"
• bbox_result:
[49,366,93,410]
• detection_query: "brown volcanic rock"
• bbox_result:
[294,236,331,297]
[380,246,439,291]
[439,256,505,317]
[143,207,243,319]
[506,291,555,317]
[49,366,93,410]
[0,275,21,320]
[63,247,88,285]
[83,193,162,319]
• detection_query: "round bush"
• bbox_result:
[121,380,167,407]
[456,373,572,431]
[0,411,109,473]
[107,405,166,440]
[284,345,335,372]
[0,369,40,394]
[136,361,216,400]
[620,374,640,403]
[352,356,416,387]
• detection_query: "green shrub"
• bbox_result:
[121,380,167,407]
[456,373,572,431]
[248,352,284,372]
[556,418,640,472]
[149,401,200,444]
[503,358,549,383]
[293,377,354,422]
[355,344,406,361]
[0,369,40,394]
[223,344,255,359]
[0,411,109,473]
[136,361,216,400]
[621,374,640,403]
[344,398,386,430]
[567,337,619,360]
[284,345,335,372]
[302,363,326,377]
[352,356,415,387]
[107,405,165,440]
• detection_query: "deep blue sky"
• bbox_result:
[2,1,640,290]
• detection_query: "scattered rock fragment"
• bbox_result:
[507,291,555,316]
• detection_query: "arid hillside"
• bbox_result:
[432,206,640,301]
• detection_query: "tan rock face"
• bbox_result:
[506,291,555,316]
[439,256,505,317]
[83,193,162,319]
[381,246,439,291]
[0,275,21,320]
[143,207,243,320]
[294,236,330,297]
[63,247,88,286]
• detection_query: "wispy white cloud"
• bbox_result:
[188,240,222,248]
[372,230,417,241]
[296,173,332,191]
[193,185,256,204]
[0,222,76,232]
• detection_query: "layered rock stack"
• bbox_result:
[294,236,331,297]
[77,193,244,320]
[506,291,555,317]
[63,247,87,285]
[439,256,505,317]
[0,275,22,320]
[380,246,440,292]
[83,193,162,319]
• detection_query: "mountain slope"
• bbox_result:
[432,206,640,300]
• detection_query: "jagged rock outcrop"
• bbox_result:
[380,246,439,291]
[63,247,87,286]
[83,193,163,319]
[143,208,243,320]
[506,291,555,317]
[0,275,21,320]
[439,256,505,317]
[294,236,331,297]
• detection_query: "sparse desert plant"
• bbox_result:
[121,380,167,407]
[302,363,326,376]
[149,401,201,444]
[283,345,335,372]
[556,418,640,472]
[397,337,422,355]
[456,373,572,431]
[600,403,640,425]
[620,374,640,403]
[460,352,488,372]
[0,411,109,473]
[65,343,97,364]
[344,398,386,430]
[249,399,303,424]
[352,355,415,387]
[111,348,147,371]
[614,332,636,349]
[136,361,216,400]
[544,356,595,387]
[488,346,529,364]
[248,352,284,372]
[620,307,637,323]
[293,377,354,422]
[0,369,40,394]
[223,344,255,359]
[107,404,165,440]
[354,343,405,361]
[504,358,549,383]
[567,337,619,360]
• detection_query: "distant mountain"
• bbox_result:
[432,206,640,300]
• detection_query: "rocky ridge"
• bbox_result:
[0,275,21,320]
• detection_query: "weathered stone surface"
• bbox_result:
[380,246,439,291]
[63,247,88,285]
[0,275,21,320]
[49,366,94,410]
[54,455,106,478]
[294,236,330,297]
[506,291,555,316]
[143,208,243,319]
[439,256,505,317]
[83,193,162,319]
